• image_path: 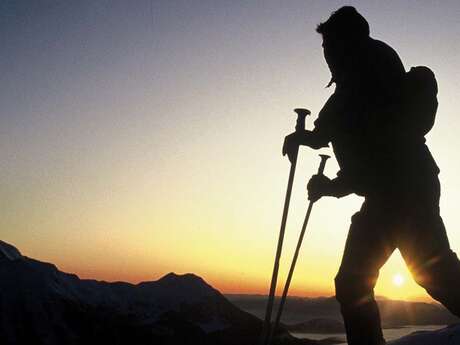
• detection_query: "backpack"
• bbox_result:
[402,66,438,137]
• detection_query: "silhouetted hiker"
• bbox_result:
[283,6,460,345]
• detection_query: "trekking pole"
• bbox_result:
[259,108,310,345]
[267,154,330,345]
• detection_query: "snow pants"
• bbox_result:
[335,175,460,345]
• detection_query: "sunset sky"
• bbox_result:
[2,0,460,302]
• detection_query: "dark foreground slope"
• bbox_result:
[0,240,337,345]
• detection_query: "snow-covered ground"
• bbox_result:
[389,324,460,345]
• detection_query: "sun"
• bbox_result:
[392,273,405,287]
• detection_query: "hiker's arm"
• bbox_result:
[282,129,328,160]
[307,173,353,201]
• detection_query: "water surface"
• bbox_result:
[291,325,445,344]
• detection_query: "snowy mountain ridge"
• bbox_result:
[0,240,317,345]
[1,240,459,345]
[0,240,23,261]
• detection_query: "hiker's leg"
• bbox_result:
[400,212,460,316]
[399,176,460,316]
[335,201,396,345]
[415,248,460,316]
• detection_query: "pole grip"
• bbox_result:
[294,108,311,132]
[317,154,330,175]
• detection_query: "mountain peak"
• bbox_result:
[161,272,203,282]
[0,240,23,261]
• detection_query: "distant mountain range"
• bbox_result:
[0,240,337,345]
[227,293,460,330]
[2,240,459,345]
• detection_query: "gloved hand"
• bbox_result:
[282,130,310,163]
[307,174,334,202]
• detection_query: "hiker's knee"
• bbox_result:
[410,251,460,316]
[335,271,376,306]
[412,250,460,291]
